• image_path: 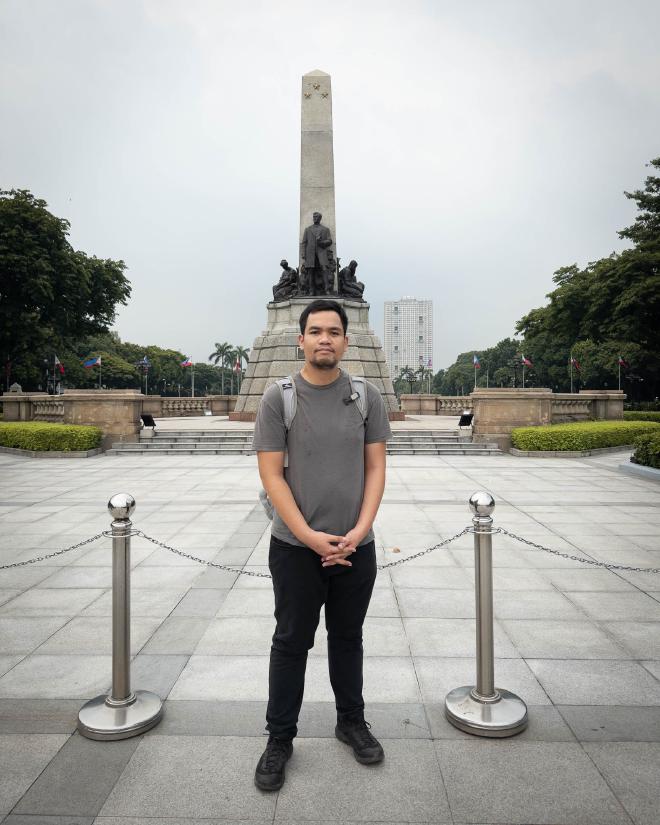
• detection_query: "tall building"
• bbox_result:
[384,297,433,377]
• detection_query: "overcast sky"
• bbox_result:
[2,0,659,369]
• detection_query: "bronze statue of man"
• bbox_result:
[300,212,334,295]
[338,259,365,301]
[273,259,299,302]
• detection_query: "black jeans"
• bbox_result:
[265,535,377,741]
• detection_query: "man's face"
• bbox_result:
[299,310,348,370]
[312,212,321,225]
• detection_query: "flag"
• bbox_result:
[618,355,629,368]
[570,357,581,372]
[180,357,193,367]
[54,355,65,375]
[473,354,481,368]
[522,354,533,367]
[83,356,101,368]
[234,359,241,373]
[427,358,432,368]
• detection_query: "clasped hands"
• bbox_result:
[307,528,366,567]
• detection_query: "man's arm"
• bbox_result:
[258,451,354,565]
[334,441,386,556]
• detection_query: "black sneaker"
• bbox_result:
[335,719,384,764]
[254,736,293,791]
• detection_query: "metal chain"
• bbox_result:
[376,528,471,569]
[500,528,660,574]
[0,532,105,570]
[135,528,471,576]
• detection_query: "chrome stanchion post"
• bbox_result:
[78,494,163,740]
[444,491,528,737]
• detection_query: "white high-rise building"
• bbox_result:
[384,297,433,377]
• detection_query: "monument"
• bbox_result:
[230,70,401,420]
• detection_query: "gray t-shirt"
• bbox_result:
[252,370,392,547]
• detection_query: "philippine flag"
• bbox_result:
[54,355,65,375]
[180,357,193,367]
[522,354,533,367]
[473,354,481,368]
[570,357,581,372]
[618,355,629,368]
[83,356,101,368]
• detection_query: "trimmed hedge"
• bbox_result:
[511,420,660,452]
[623,411,660,423]
[631,433,660,469]
[0,422,102,452]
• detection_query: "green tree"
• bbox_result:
[0,189,131,389]
[234,345,251,392]
[208,341,232,394]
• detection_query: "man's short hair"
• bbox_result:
[299,300,348,335]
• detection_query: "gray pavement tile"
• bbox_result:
[0,656,22,678]
[98,735,276,819]
[0,734,69,816]
[231,566,272,589]
[82,588,186,618]
[0,567,58,590]
[540,568,636,591]
[415,657,551,705]
[36,617,161,656]
[641,660,660,679]
[396,588,475,618]
[5,816,93,825]
[94,819,271,825]
[601,622,660,658]
[390,566,471,589]
[0,656,111,699]
[0,591,21,607]
[0,590,104,617]
[404,617,518,657]
[130,654,189,698]
[435,740,631,824]
[365,587,400,616]
[15,733,141,816]
[188,567,240,588]
[558,706,660,742]
[585,742,660,825]
[565,591,660,621]
[129,567,202,589]
[275,738,451,822]
[492,589,587,620]
[36,568,112,589]
[140,618,209,654]
[0,618,71,655]
[426,702,576,741]
[501,619,629,659]
[0,699,80,733]
[527,659,660,705]
[170,588,229,616]
[216,589,274,617]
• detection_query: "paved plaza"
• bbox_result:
[0,445,659,824]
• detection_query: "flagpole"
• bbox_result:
[522,363,525,389]
[618,361,621,391]
[570,351,573,394]
[99,359,102,390]
[192,363,195,398]
[486,367,489,389]
[474,364,477,389]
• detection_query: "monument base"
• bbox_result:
[231,298,400,419]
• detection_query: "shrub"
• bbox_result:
[631,433,660,469]
[0,422,102,452]
[623,411,660,423]
[511,420,660,452]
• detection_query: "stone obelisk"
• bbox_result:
[230,71,401,420]
[300,70,336,266]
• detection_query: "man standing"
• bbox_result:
[299,211,334,295]
[252,299,392,791]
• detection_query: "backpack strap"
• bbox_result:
[276,376,296,468]
[346,373,368,423]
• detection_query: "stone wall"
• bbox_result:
[400,395,472,415]
[1,391,239,450]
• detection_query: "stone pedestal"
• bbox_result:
[230,298,402,420]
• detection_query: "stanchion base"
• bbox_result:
[77,690,163,740]
[445,685,528,737]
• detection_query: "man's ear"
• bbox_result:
[298,333,305,347]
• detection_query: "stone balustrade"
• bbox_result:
[1,390,238,450]
[400,395,472,415]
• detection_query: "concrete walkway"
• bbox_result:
[0,447,659,824]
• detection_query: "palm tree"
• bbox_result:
[208,342,231,395]
[234,345,250,392]
[223,348,238,395]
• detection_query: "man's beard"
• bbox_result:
[309,353,339,370]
